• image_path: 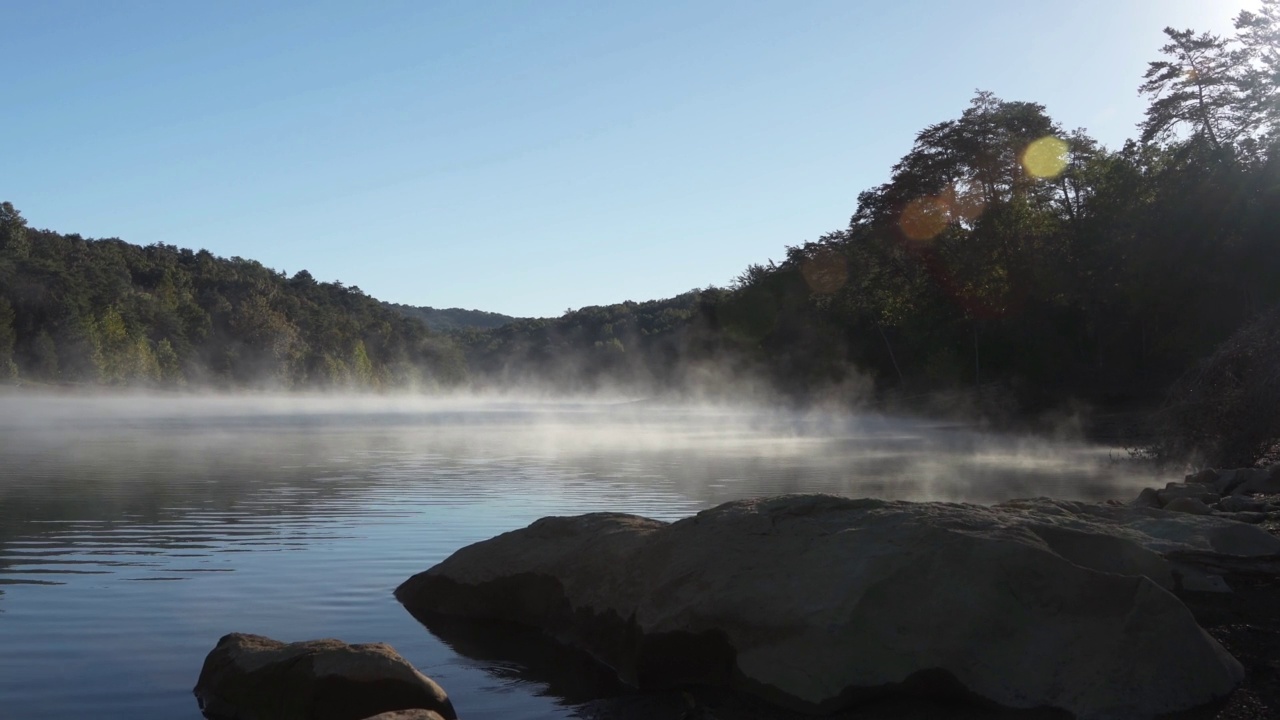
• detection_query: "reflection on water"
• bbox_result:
[0,395,1162,720]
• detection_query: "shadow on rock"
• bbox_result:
[407,609,630,704]
[407,608,1076,720]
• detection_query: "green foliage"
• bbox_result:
[385,303,523,332]
[31,331,58,380]
[0,202,29,258]
[155,339,181,385]
[0,296,16,368]
[352,340,375,387]
[0,216,466,390]
[461,292,716,393]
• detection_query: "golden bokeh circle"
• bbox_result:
[1023,136,1069,179]
[900,196,950,241]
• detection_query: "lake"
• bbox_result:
[0,394,1162,719]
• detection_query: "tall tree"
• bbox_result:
[1139,28,1251,155]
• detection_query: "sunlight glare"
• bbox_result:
[1022,136,1069,179]
[899,196,950,241]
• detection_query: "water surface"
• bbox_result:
[0,395,1160,719]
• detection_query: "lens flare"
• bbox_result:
[941,184,986,224]
[800,249,848,295]
[1022,136,1069,179]
[900,196,950,241]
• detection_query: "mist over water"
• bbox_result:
[0,392,1165,719]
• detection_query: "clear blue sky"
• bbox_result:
[3,0,1248,318]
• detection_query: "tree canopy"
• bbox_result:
[0,213,465,389]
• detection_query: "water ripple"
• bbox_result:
[0,399,1165,720]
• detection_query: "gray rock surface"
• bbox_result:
[1213,467,1275,495]
[398,495,1260,720]
[1158,482,1220,506]
[1185,468,1220,486]
[1215,510,1268,524]
[1217,495,1270,513]
[1231,465,1280,496]
[1165,496,1213,515]
[1127,465,1280,528]
[193,633,457,720]
[361,712,448,720]
[1130,486,1162,508]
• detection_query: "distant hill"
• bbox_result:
[384,303,525,332]
[0,202,466,389]
[456,290,747,394]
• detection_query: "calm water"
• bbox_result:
[0,394,1160,720]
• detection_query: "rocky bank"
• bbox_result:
[396,491,1280,719]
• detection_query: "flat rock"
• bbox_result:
[193,633,457,720]
[990,497,1280,559]
[397,495,1270,720]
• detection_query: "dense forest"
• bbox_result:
[0,205,465,389]
[383,303,523,333]
[4,6,1280,464]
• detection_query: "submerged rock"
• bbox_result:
[193,633,457,720]
[396,495,1267,720]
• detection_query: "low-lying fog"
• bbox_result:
[0,390,1163,509]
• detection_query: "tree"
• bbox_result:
[0,202,28,256]
[352,340,375,387]
[1230,1,1280,152]
[1139,28,1249,153]
[0,296,17,379]
[31,331,59,380]
[155,339,182,385]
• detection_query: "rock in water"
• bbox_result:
[193,633,457,720]
[396,495,1255,720]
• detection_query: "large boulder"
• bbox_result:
[1231,465,1280,496]
[1157,482,1219,506]
[193,633,457,720]
[396,495,1270,720]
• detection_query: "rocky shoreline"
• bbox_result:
[196,465,1280,720]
